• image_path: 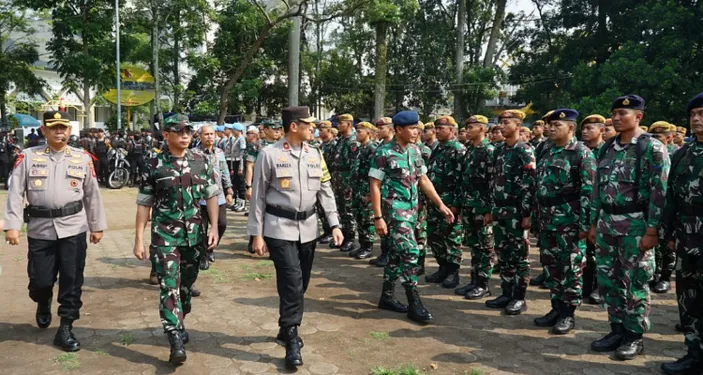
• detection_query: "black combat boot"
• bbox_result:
[424,260,447,283]
[653,272,671,293]
[405,287,433,323]
[441,263,460,288]
[485,282,513,309]
[466,276,491,300]
[199,253,209,270]
[356,247,373,259]
[529,272,546,286]
[36,300,52,329]
[417,254,426,276]
[317,234,331,244]
[552,303,576,334]
[282,326,303,369]
[534,299,560,327]
[348,246,365,258]
[276,327,304,348]
[455,270,477,295]
[190,284,201,297]
[374,252,389,267]
[661,346,702,375]
[378,280,408,313]
[340,240,355,252]
[180,322,189,344]
[53,318,81,352]
[591,323,626,352]
[588,289,604,305]
[615,330,644,360]
[504,288,527,315]
[167,330,187,364]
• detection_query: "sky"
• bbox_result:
[509,0,538,14]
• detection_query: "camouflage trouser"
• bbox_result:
[461,208,494,279]
[427,206,463,266]
[336,174,356,240]
[352,194,375,247]
[384,217,420,288]
[152,244,202,332]
[539,230,586,306]
[494,217,530,295]
[654,243,677,281]
[583,241,598,296]
[415,198,428,257]
[674,233,703,351]
[596,234,654,334]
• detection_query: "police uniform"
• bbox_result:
[247,106,339,369]
[4,111,107,352]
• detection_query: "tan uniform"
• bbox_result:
[4,145,108,238]
[247,138,339,243]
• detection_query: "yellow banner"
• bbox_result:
[103,66,156,107]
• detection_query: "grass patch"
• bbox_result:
[94,349,109,356]
[465,370,483,375]
[53,353,80,371]
[370,331,390,341]
[241,272,273,281]
[254,260,273,268]
[239,264,252,272]
[370,364,425,375]
[200,267,230,283]
[118,333,135,346]
[108,264,118,269]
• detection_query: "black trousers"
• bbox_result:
[97,155,109,182]
[200,204,227,253]
[0,158,9,186]
[230,159,246,200]
[265,237,316,328]
[27,232,87,320]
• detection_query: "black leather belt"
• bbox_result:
[602,203,646,215]
[538,193,580,207]
[265,205,316,221]
[26,201,83,219]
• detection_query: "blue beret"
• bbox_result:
[215,125,225,132]
[314,129,320,137]
[233,122,244,132]
[392,111,419,126]
[547,108,579,122]
[224,123,234,130]
[611,95,645,111]
[687,92,703,114]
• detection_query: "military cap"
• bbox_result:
[318,120,332,129]
[330,128,339,135]
[375,117,393,127]
[282,106,316,127]
[43,111,71,127]
[648,121,671,134]
[639,126,649,132]
[541,110,554,122]
[687,91,703,114]
[141,127,151,132]
[337,113,354,122]
[392,111,419,126]
[499,109,526,120]
[417,122,425,130]
[465,115,489,125]
[356,121,378,132]
[520,126,531,133]
[612,94,645,111]
[246,125,259,134]
[605,118,613,126]
[163,114,191,132]
[668,123,678,132]
[580,114,606,126]
[676,126,687,135]
[434,115,457,127]
[547,108,579,122]
[262,119,282,129]
[532,120,545,127]
[423,120,435,129]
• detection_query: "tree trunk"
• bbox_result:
[454,0,466,120]
[152,3,163,127]
[172,10,180,111]
[82,8,92,129]
[483,0,506,68]
[0,92,7,129]
[373,21,388,121]
[314,1,322,117]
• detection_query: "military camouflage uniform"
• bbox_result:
[662,141,703,352]
[654,142,681,286]
[584,141,605,298]
[591,134,669,334]
[137,149,220,332]
[246,138,277,164]
[318,139,338,237]
[351,140,378,249]
[491,141,536,298]
[369,139,426,287]
[459,138,495,280]
[426,139,465,266]
[536,138,595,306]
[415,142,432,258]
[333,133,358,242]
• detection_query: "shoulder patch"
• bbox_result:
[14,153,25,168]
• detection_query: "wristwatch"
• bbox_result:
[246,184,252,189]
[373,216,383,221]
[330,225,340,230]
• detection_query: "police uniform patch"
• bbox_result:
[34,179,43,187]
[40,170,47,176]
[70,179,79,188]
[89,161,96,178]
[14,153,24,169]
[32,157,48,162]
[31,169,38,176]
[280,178,291,189]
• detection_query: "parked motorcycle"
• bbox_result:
[107,147,130,189]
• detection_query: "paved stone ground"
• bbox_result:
[0,188,687,375]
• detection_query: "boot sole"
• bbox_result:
[408,315,433,324]
[504,306,528,315]
[169,352,187,364]
[378,304,408,313]
[285,360,303,369]
[53,340,80,352]
[614,347,644,361]
[551,327,575,335]
[590,343,623,352]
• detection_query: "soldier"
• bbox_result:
[215,126,225,148]
[369,117,395,267]
[94,129,110,185]
[660,91,703,375]
[588,95,670,360]
[455,115,495,300]
[667,124,681,155]
[424,116,466,288]
[520,126,532,143]
[349,121,378,259]
[603,118,617,141]
[245,120,282,200]
[414,121,432,275]
[530,110,555,288]
[369,110,454,323]
[229,123,247,212]
[423,121,439,150]
[580,114,607,305]
[458,126,468,144]
[490,124,505,145]
[674,126,687,147]
[533,109,595,334]
[133,114,221,364]
[639,125,649,132]
[4,111,107,352]
[485,109,536,315]
[331,114,358,253]
[530,120,547,147]
[315,120,337,244]
[248,106,342,369]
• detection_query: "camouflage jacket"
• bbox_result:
[321,139,338,173]
[530,136,547,148]
[369,139,427,220]
[490,140,537,219]
[137,149,220,247]
[351,140,378,198]
[591,134,670,236]
[587,141,605,160]
[334,132,358,178]
[459,138,495,214]
[667,143,680,156]
[536,138,595,233]
[427,139,466,208]
[246,138,276,163]
[662,141,703,245]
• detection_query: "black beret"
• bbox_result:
[611,95,645,111]
[687,91,703,114]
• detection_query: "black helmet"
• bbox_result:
[69,135,79,143]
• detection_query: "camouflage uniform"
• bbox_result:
[426,139,465,266]
[536,138,595,307]
[137,149,220,332]
[459,138,496,282]
[584,141,605,300]
[333,133,358,243]
[246,138,277,164]
[591,134,669,334]
[653,142,681,289]
[318,138,338,238]
[415,142,432,260]
[351,139,378,249]
[490,141,536,299]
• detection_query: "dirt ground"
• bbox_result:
[0,188,686,375]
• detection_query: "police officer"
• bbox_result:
[230,123,247,212]
[248,106,342,369]
[4,111,107,352]
[93,129,110,185]
[133,114,220,364]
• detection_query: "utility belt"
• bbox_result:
[265,205,316,221]
[601,202,646,215]
[538,192,580,207]
[24,201,83,222]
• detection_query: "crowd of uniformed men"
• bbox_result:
[4,91,703,375]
